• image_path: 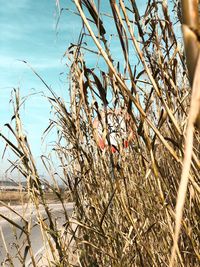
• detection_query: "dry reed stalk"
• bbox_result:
[170,1,200,265]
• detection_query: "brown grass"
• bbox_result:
[0,191,28,205]
[0,191,71,205]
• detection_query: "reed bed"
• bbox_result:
[0,1,200,266]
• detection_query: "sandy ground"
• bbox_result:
[0,202,75,267]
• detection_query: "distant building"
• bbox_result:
[0,180,27,191]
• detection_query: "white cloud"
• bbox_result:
[0,55,24,68]
[0,23,29,41]
[0,20,53,43]
[0,0,30,10]
[0,55,65,70]
[33,59,65,70]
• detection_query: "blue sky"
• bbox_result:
[0,0,83,177]
[0,0,129,178]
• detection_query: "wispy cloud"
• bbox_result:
[0,17,53,43]
[0,23,29,41]
[0,0,30,10]
[0,55,65,70]
[33,59,65,70]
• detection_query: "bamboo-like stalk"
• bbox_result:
[169,1,200,266]
[181,0,199,85]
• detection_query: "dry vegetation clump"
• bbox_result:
[52,1,200,266]
[0,191,28,205]
[0,0,200,266]
[0,190,70,206]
